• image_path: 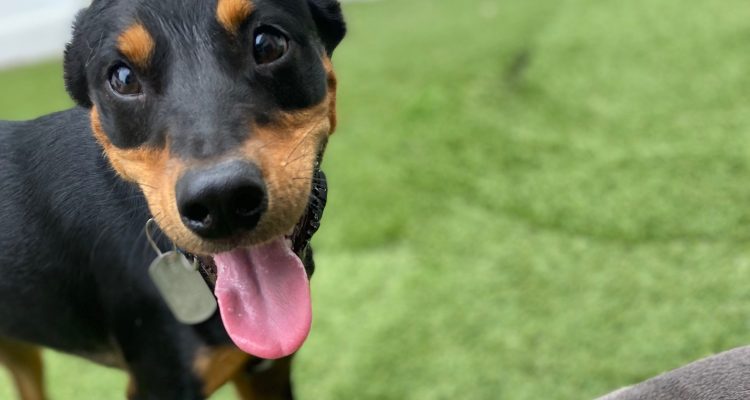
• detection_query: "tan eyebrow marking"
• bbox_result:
[217,0,254,34]
[117,24,155,68]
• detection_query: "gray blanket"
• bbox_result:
[598,346,750,399]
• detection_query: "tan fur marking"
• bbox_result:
[323,57,339,133]
[193,346,251,396]
[126,376,137,400]
[91,108,168,184]
[0,338,46,400]
[234,56,339,250]
[217,0,254,34]
[91,108,184,244]
[232,356,294,400]
[117,24,155,68]
[239,95,331,250]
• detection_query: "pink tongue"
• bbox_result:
[213,237,311,359]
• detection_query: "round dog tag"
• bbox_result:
[148,251,217,324]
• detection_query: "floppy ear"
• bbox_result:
[64,8,94,108]
[307,0,346,56]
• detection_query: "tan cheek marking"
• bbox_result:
[90,108,167,183]
[117,24,155,69]
[90,108,190,246]
[238,95,332,243]
[217,0,254,34]
[193,346,251,396]
[323,57,339,133]
[235,56,339,244]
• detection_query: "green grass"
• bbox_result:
[2,0,750,398]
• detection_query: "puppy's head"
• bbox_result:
[64,0,344,359]
[65,0,344,253]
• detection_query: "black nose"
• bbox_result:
[175,161,267,239]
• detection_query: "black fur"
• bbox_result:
[307,0,347,55]
[1,0,345,398]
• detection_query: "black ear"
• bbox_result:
[64,8,93,108]
[307,0,346,56]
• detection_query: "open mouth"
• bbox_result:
[181,169,327,359]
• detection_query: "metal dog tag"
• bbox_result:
[148,251,217,325]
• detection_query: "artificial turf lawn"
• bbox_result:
[2,0,750,398]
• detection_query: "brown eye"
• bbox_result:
[109,65,142,96]
[253,29,289,65]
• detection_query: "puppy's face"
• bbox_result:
[65,0,345,255]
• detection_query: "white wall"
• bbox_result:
[0,0,87,68]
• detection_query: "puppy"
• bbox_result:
[0,0,345,398]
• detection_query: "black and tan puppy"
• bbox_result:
[0,0,344,398]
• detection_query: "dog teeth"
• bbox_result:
[284,238,293,249]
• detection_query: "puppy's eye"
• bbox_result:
[109,65,142,96]
[253,29,289,65]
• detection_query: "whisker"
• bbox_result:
[284,149,315,167]
[284,122,322,165]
